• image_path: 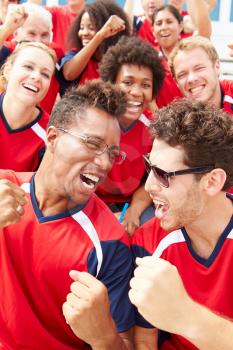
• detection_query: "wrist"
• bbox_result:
[0,24,13,39]
[95,30,105,43]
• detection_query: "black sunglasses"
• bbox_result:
[143,155,215,188]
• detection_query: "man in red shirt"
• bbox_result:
[169,35,233,115]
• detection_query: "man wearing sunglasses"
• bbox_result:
[0,80,134,349]
[130,98,233,349]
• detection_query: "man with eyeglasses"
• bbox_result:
[0,80,134,349]
[129,98,233,349]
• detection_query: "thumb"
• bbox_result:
[69,270,79,281]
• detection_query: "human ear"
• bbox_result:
[46,126,59,153]
[202,168,227,196]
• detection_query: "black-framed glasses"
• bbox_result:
[57,127,126,165]
[143,155,215,188]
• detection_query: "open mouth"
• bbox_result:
[80,173,100,190]
[189,85,204,96]
[126,100,143,114]
[154,200,169,219]
[23,83,39,93]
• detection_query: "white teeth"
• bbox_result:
[127,101,142,107]
[190,86,203,94]
[153,200,166,206]
[23,84,39,92]
[82,173,99,183]
[82,181,95,189]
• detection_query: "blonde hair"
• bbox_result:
[169,36,219,78]
[0,41,57,91]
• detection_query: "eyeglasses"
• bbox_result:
[57,127,126,165]
[143,155,215,188]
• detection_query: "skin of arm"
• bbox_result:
[121,184,152,236]
[62,15,125,81]
[129,257,233,350]
[134,326,158,350]
[123,0,134,23]
[0,4,27,49]
[186,0,212,38]
[62,271,133,350]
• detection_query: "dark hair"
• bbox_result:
[48,79,127,128]
[68,0,131,55]
[152,5,183,26]
[150,98,233,191]
[99,36,165,98]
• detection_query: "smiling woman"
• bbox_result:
[97,36,165,235]
[0,41,56,171]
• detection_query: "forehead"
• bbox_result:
[155,8,177,21]
[150,139,185,169]
[174,47,212,67]
[13,47,54,69]
[116,64,153,81]
[73,107,120,143]
[22,13,50,32]
[80,12,92,24]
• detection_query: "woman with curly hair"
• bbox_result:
[58,0,131,94]
[97,35,165,236]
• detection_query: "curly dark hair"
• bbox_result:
[99,36,165,98]
[48,79,127,129]
[68,0,131,55]
[152,5,183,26]
[150,98,233,191]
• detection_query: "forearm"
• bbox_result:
[186,0,212,38]
[63,32,103,81]
[0,24,13,49]
[130,185,152,216]
[180,299,233,350]
[91,329,133,350]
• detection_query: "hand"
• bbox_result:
[129,257,192,334]
[121,205,140,236]
[98,15,125,40]
[4,4,28,33]
[0,179,28,227]
[63,271,117,347]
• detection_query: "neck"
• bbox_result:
[34,154,80,216]
[3,93,39,129]
[209,82,222,108]
[185,192,233,258]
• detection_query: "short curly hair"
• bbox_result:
[48,79,127,129]
[150,98,233,191]
[68,0,131,55]
[99,36,165,98]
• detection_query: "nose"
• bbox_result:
[93,151,112,172]
[129,84,143,97]
[186,70,197,84]
[145,171,162,193]
[30,69,41,81]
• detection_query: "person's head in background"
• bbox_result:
[68,0,131,57]
[67,0,85,14]
[0,0,20,23]
[140,0,164,21]
[100,35,165,127]
[0,41,56,106]
[169,36,221,106]
[152,5,183,58]
[13,3,52,46]
[168,0,184,13]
